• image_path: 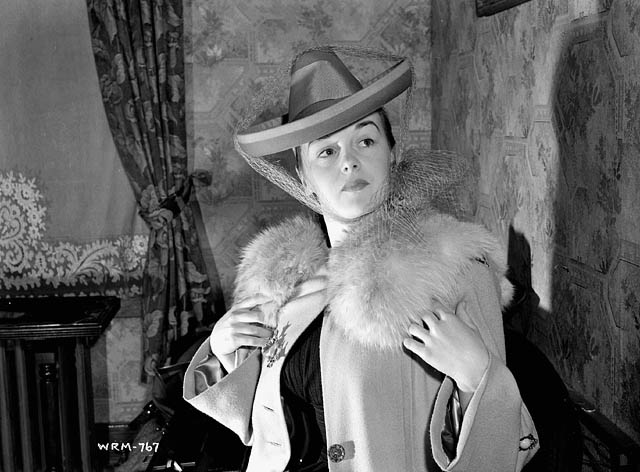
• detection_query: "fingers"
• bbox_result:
[420,309,439,328]
[232,323,273,339]
[408,322,429,342]
[402,337,425,355]
[210,295,276,356]
[211,321,274,354]
[226,299,278,328]
[231,303,276,323]
[430,299,450,320]
[407,299,454,348]
[234,335,272,348]
[454,299,480,333]
[418,299,452,329]
[234,294,273,310]
[233,322,274,349]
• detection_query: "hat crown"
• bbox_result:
[288,50,363,122]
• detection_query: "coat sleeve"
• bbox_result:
[182,337,261,445]
[430,262,539,471]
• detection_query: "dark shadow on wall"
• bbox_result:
[545,14,639,465]
[549,18,619,415]
[504,226,583,472]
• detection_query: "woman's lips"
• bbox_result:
[342,179,370,192]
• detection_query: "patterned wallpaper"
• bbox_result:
[431,0,640,444]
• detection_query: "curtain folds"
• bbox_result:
[86,0,224,381]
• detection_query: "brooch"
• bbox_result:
[262,322,290,367]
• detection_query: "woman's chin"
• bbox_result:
[321,190,385,221]
[329,201,376,221]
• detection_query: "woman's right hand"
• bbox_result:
[209,294,275,372]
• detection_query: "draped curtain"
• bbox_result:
[86,0,224,380]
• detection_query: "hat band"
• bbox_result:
[293,98,344,121]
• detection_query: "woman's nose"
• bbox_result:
[341,152,359,173]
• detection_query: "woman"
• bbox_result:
[183,46,539,471]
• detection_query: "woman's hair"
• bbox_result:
[295,108,395,173]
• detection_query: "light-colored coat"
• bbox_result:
[184,213,539,471]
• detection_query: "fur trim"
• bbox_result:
[327,210,510,350]
[233,216,328,327]
[233,212,511,348]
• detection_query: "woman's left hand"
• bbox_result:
[403,299,489,393]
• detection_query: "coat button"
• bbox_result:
[519,434,538,451]
[328,444,345,463]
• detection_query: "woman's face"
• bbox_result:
[299,112,393,220]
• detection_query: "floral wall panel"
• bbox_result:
[0,0,147,297]
[184,0,433,302]
[432,0,640,442]
[0,171,147,296]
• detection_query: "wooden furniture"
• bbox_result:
[569,390,640,472]
[0,297,119,472]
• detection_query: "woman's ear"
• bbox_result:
[296,166,317,198]
[295,146,320,200]
[294,147,304,182]
[295,163,305,185]
[300,175,317,199]
[295,154,316,198]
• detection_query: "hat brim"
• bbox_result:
[236,60,411,157]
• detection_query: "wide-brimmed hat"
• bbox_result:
[233,46,470,219]
[236,48,412,157]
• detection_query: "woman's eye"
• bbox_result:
[359,138,375,147]
[317,147,336,158]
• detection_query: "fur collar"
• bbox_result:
[233,213,512,350]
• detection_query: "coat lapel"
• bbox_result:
[246,279,328,472]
